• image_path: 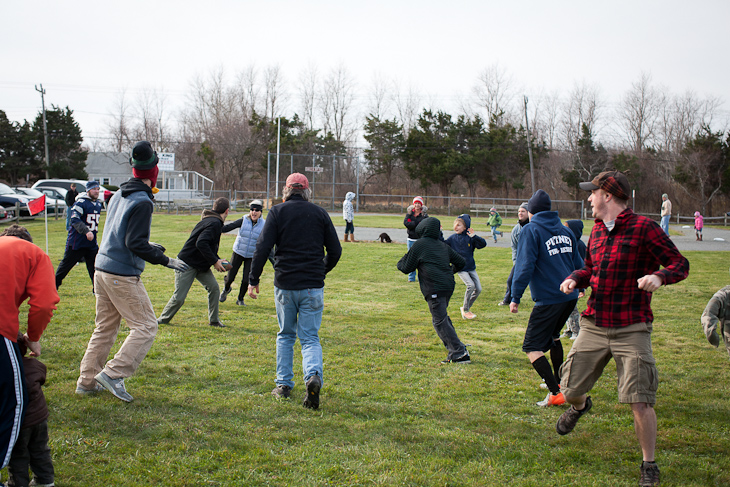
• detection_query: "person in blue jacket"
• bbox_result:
[55,181,103,291]
[220,199,267,306]
[510,189,584,408]
[445,214,487,320]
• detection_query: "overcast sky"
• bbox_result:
[3,0,729,147]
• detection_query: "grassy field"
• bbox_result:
[2,213,729,486]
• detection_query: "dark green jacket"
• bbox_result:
[397,217,466,299]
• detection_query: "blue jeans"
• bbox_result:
[491,226,502,241]
[660,215,670,235]
[274,287,324,389]
[407,239,417,281]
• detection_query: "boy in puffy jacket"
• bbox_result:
[445,214,487,320]
[342,192,357,242]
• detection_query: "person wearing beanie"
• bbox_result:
[445,214,487,319]
[557,170,688,486]
[55,180,103,292]
[0,226,58,474]
[486,207,503,243]
[403,196,429,282]
[498,202,530,306]
[76,141,190,403]
[248,173,342,410]
[398,217,470,364]
[510,189,584,408]
[159,198,237,328]
[6,333,55,487]
[219,200,268,306]
[342,192,358,242]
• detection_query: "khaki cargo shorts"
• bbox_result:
[559,316,658,405]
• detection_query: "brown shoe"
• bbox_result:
[272,385,292,399]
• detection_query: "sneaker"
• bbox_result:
[303,374,322,410]
[271,384,292,399]
[463,310,476,320]
[639,461,660,486]
[236,299,246,306]
[209,321,226,328]
[29,480,55,487]
[497,301,508,306]
[95,371,133,402]
[556,396,592,435]
[570,332,579,340]
[75,383,104,396]
[440,353,471,364]
[460,306,466,318]
[537,391,566,407]
[219,288,230,303]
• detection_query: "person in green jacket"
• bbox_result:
[487,207,503,243]
[397,217,470,364]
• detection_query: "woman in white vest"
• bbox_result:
[219,199,266,306]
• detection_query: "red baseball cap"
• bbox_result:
[579,171,631,200]
[286,173,309,189]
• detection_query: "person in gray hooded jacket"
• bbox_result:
[76,141,189,403]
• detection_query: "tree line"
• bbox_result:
[2,64,729,216]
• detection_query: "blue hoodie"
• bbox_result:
[511,211,583,305]
[444,214,487,272]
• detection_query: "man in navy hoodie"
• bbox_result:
[510,189,584,407]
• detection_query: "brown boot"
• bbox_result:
[351,234,359,242]
[343,234,349,243]
[700,234,703,241]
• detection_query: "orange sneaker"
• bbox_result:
[537,391,566,407]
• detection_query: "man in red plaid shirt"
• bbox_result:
[556,171,689,487]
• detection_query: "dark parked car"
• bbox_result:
[0,183,31,217]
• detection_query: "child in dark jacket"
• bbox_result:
[445,214,487,320]
[7,333,54,487]
[397,217,470,364]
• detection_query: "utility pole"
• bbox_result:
[524,96,536,194]
[35,84,51,179]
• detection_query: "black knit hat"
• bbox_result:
[130,141,159,169]
[527,189,551,214]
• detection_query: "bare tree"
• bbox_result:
[264,64,287,121]
[298,61,319,131]
[106,89,132,152]
[367,72,392,121]
[618,72,664,153]
[319,62,356,144]
[472,63,517,126]
[391,80,421,139]
[235,64,262,119]
[559,81,602,152]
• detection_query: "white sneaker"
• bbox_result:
[95,371,133,402]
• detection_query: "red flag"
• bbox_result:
[27,194,46,216]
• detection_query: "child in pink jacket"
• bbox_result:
[694,211,704,241]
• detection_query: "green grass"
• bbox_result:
[3,215,729,486]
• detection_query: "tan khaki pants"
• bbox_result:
[77,271,158,389]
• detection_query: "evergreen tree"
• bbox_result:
[31,105,87,179]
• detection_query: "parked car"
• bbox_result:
[32,179,113,205]
[0,183,31,217]
[0,206,7,220]
[13,187,67,214]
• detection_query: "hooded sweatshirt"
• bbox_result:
[444,214,487,272]
[343,192,355,221]
[397,217,466,298]
[511,211,583,305]
[565,220,587,259]
[178,209,238,270]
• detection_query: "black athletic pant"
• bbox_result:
[55,247,97,290]
[223,252,252,301]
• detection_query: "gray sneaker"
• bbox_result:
[272,384,292,399]
[303,374,322,410]
[219,288,230,303]
[235,299,246,306]
[75,383,104,396]
[95,371,133,402]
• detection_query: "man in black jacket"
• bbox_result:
[248,173,341,410]
[158,198,236,328]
